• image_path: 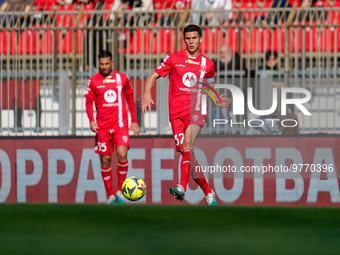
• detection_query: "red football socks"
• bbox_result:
[191,157,212,196]
[179,150,191,191]
[117,160,128,192]
[100,166,114,197]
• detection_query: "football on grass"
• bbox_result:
[122,176,146,201]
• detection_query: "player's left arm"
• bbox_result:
[124,77,140,137]
[205,64,231,109]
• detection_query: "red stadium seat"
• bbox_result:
[151,29,176,54]
[241,28,271,53]
[34,0,59,11]
[144,29,157,54]
[0,31,17,55]
[56,4,86,28]
[325,27,340,52]
[241,28,250,53]
[328,0,340,23]
[255,28,271,53]
[129,29,142,54]
[290,24,325,53]
[39,30,64,54]
[305,26,313,52]
[61,30,84,54]
[129,29,153,54]
[225,28,239,53]
[288,27,298,52]
[313,26,340,52]
[273,27,286,53]
[19,30,39,55]
[202,28,219,54]
[40,30,53,54]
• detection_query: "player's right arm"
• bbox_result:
[142,71,160,114]
[142,54,172,114]
[85,97,98,133]
[85,79,98,133]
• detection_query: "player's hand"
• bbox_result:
[141,96,155,114]
[130,122,140,137]
[217,93,231,109]
[90,121,98,133]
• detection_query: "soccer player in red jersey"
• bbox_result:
[85,50,140,204]
[142,24,231,205]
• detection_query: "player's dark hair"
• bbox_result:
[265,50,278,61]
[98,50,112,60]
[183,24,202,38]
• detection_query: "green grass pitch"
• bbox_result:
[0,204,339,255]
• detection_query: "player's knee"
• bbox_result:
[100,156,111,168]
[117,152,128,162]
[183,136,191,148]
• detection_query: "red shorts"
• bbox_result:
[94,128,130,155]
[170,113,206,152]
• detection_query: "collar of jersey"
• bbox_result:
[183,49,200,59]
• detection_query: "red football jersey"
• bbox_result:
[155,50,215,121]
[85,71,135,129]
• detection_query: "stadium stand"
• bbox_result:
[0,0,338,56]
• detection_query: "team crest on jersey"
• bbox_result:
[163,55,169,63]
[192,115,199,121]
[104,90,117,103]
[122,136,128,143]
[182,72,197,87]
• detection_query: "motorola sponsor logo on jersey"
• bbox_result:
[180,72,199,92]
[103,90,119,107]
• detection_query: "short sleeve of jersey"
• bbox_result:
[205,61,216,85]
[155,55,172,77]
[84,79,95,100]
[206,61,216,79]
